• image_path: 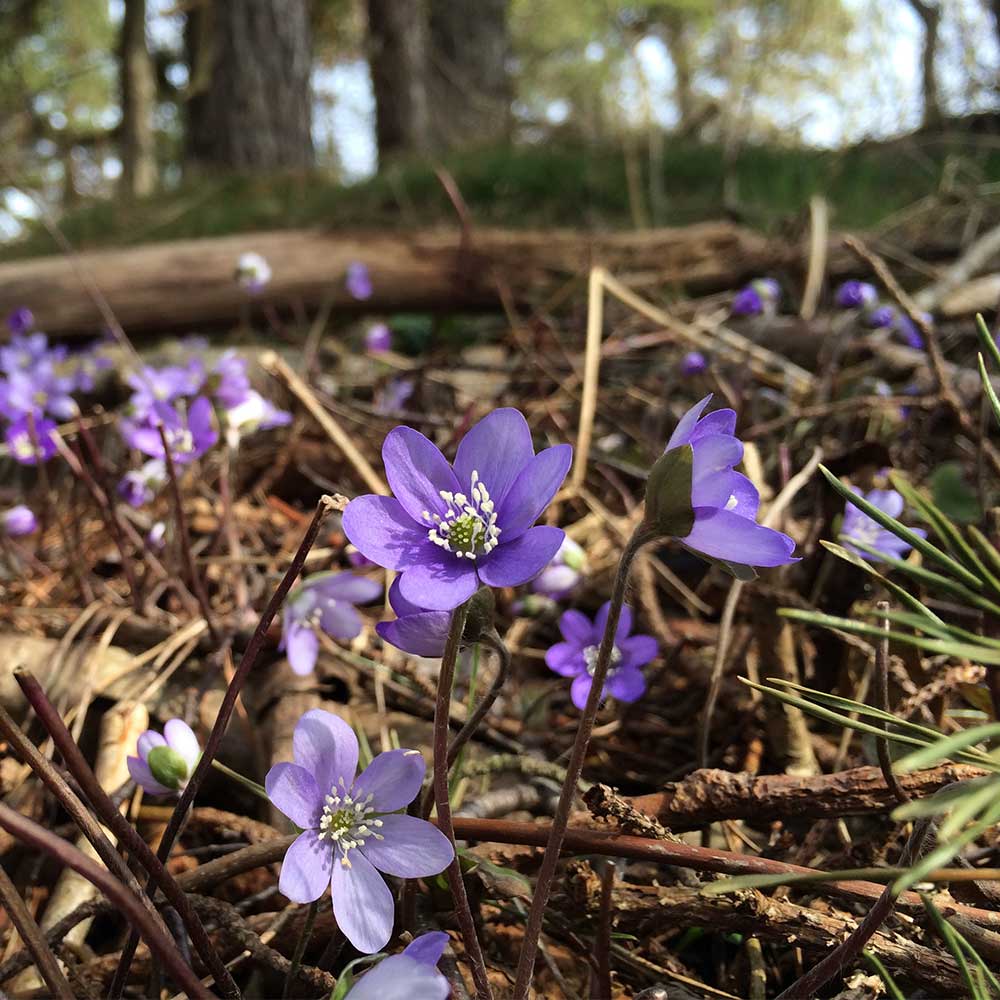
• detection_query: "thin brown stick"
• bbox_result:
[0,803,211,1000]
[590,860,614,999]
[0,861,74,1000]
[874,601,909,804]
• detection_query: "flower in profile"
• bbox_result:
[866,304,896,330]
[282,573,383,675]
[2,505,37,536]
[6,308,35,336]
[345,931,450,1000]
[235,252,272,294]
[376,578,453,657]
[127,719,200,796]
[343,409,571,610]
[146,521,167,551]
[840,488,926,562]
[347,262,373,301]
[545,603,656,709]
[896,314,925,350]
[223,390,292,445]
[365,323,392,354]
[532,536,587,599]
[266,709,453,953]
[654,395,798,577]
[6,415,57,465]
[117,459,167,508]
[732,278,780,317]
[679,351,707,376]
[835,281,878,309]
[122,396,218,465]
[374,377,415,416]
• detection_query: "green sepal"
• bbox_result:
[146,746,189,790]
[643,444,695,539]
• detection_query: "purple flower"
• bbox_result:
[0,332,51,374]
[127,719,200,796]
[374,378,415,416]
[731,286,763,316]
[545,602,656,709]
[117,459,166,508]
[866,305,896,329]
[0,359,77,421]
[679,351,707,376]
[376,578,453,657]
[343,409,571,611]
[532,536,587,599]
[6,415,58,465]
[896,314,925,350]
[347,546,374,567]
[365,323,392,354]
[126,361,206,420]
[346,932,450,999]
[2,505,37,536]
[235,252,272,294]
[69,345,114,393]
[211,352,251,409]
[146,521,166,550]
[840,488,927,562]
[265,709,453,953]
[835,281,878,309]
[223,390,292,443]
[122,397,218,465]
[661,395,798,574]
[282,573,383,675]
[347,262,373,301]
[6,308,35,336]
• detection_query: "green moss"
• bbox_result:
[5,135,1000,259]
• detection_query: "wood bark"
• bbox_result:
[366,0,433,161]
[184,0,313,170]
[906,0,943,128]
[0,222,780,336]
[119,0,157,197]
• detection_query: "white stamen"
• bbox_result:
[423,469,501,559]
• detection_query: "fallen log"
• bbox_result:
[0,223,783,337]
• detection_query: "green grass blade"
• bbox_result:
[894,723,1000,773]
[863,951,907,1000]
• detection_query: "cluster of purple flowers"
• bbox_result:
[117,349,290,506]
[833,281,928,350]
[1,310,111,466]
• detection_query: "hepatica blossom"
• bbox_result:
[658,395,798,576]
[2,505,37,536]
[117,459,166,508]
[347,262,373,301]
[345,932,450,1000]
[343,409,571,610]
[679,350,707,376]
[127,719,200,796]
[365,323,392,353]
[545,603,656,709]
[6,415,58,465]
[840,488,926,562]
[731,278,780,317]
[122,396,218,465]
[532,536,587,599]
[282,573,383,675]
[266,710,453,953]
[835,280,878,309]
[235,252,272,293]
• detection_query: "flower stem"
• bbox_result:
[512,527,649,998]
[447,630,510,770]
[110,496,335,997]
[210,758,269,801]
[433,601,493,1000]
[281,900,319,1000]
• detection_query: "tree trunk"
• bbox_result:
[366,0,432,162]
[119,0,157,197]
[427,0,510,150]
[662,11,695,133]
[184,0,313,171]
[907,0,943,128]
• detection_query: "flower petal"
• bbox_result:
[331,848,395,954]
[397,559,478,611]
[293,709,359,795]
[691,434,744,485]
[570,673,593,710]
[866,488,905,520]
[360,814,454,877]
[496,444,572,539]
[345,956,449,1000]
[453,408,534,506]
[594,601,633,645]
[279,830,332,903]
[387,576,423,617]
[310,573,383,604]
[382,426,460,522]
[618,634,658,670]
[689,408,737,442]
[136,730,166,761]
[403,931,450,965]
[545,642,584,677]
[319,601,364,640]
[476,525,564,588]
[127,756,172,796]
[691,469,759,513]
[664,395,712,450]
[376,614,450,657]
[286,623,319,676]
[558,609,594,645]
[353,749,425,812]
[682,507,798,567]
[342,496,436,570]
[606,667,647,703]
[163,719,200,770]
[265,762,323,828]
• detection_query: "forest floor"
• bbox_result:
[2,149,1000,999]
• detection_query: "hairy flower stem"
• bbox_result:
[433,601,493,1000]
[111,496,335,996]
[448,630,510,770]
[513,527,650,998]
[281,900,319,1000]
[874,601,907,804]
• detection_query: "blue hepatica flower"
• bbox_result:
[346,931,450,999]
[6,415,58,465]
[679,350,707,376]
[662,395,798,575]
[376,578,453,657]
[343,409,572,611]
[731,278,780,317]
[840,488,926,562]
